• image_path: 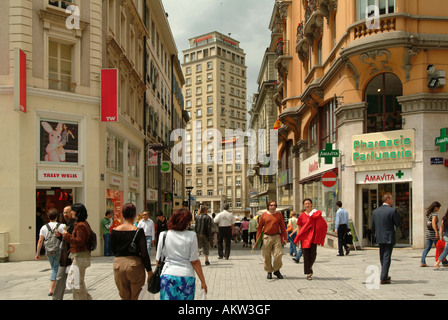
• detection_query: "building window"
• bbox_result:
[357,0,395,21]
[128,145,139,178]
[106,133,123,173]
[49,40,74,92]
[321,99,337,145]
[365,73,402,133]
[48,0,73,9]
[308,115,318,148]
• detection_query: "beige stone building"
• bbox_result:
[248,50,278,216]
[181,31,249,217]
[0,0,183,261]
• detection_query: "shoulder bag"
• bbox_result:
[128,228,140,253]
[148,231,167,294]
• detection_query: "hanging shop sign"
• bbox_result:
[161,161,171,173]
[352,130,414,168]
[14,48,26,113]
[436,128,448,152]
[319,143,339,165]
[101,69,118,122]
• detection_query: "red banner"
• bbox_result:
[101,69,118,122]
[14,48,26,113]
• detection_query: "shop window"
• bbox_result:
[365,73,402,133]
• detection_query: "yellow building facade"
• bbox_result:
[274,0,448,248]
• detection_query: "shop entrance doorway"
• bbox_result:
[361,182,412,247]
[36,188,73,253]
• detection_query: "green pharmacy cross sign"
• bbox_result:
[436,128,448,152]
[319,143,340,164]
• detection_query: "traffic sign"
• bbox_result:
[322,171,337,188]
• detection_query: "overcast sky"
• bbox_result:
[162,0,275,106]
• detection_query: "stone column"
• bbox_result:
[335,102,366,242]
[398,93,448,248]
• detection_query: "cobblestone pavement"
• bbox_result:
[0,242,446,301]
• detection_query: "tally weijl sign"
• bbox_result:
[352,130,415,169]
[38,169,83,182]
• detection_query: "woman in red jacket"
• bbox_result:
[294,198,327,280]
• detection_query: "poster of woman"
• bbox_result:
[40,119,78,163]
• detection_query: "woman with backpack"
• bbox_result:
[62,203,93,300]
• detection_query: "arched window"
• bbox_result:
[365,73,402,133]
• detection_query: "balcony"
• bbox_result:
[275,39,292,75]
[304,8,324,43]
[353,17,396,39]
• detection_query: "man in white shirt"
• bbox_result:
[214,204,236,259]
[137,211,155,256]
[335,201,350,256]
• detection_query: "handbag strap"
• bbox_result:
[131,228,139,243]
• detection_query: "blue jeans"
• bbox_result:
[288,232,297,255]
[145,236,152,256]
[421,239,437,264]
[47,253,61,281]
[103,233,113,256]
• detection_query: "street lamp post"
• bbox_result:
[186,186,194,213]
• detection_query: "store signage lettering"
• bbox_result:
[356,169,411,184]
[38,169,83,182]
[309,160,319,174]
[363,172,397,183]
[353,135,412,162]
[194,35,212,43]
[43,173,78,179]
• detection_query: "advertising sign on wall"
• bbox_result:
[40,119,79,163]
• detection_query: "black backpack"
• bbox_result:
[86,222,97,251]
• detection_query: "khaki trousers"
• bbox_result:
[68,252,92,300]
[113,256,146,300]
[261,234,283,273]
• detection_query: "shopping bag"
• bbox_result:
[66,264,80,290]
[138,284,154,300]
[198,289,207,300]
[251,232,263,253]
[435,240,446,261]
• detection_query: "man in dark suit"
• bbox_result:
[372,192,401,284]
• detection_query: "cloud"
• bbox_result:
[163,0,275,101]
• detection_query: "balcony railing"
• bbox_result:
[275,39,290,59]
[353,17,396,39]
